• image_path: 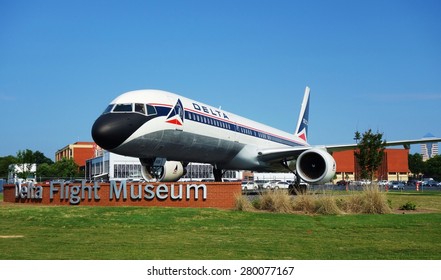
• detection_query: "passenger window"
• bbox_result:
[103,104,114,114]
[113,104,133,112]
[135,103,146,114]
[146,104,157,116]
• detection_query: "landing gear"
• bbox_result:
[213,166,224,182]
[281,159,307,195]
[140,158,166,181]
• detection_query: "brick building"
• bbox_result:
[333,148,410,182]
[55,142,95,169]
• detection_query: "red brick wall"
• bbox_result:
[3,182,241,209]
[73,146,95,167]
[333,150,356,172]
[333,149,409,174]
[386,149,409,172]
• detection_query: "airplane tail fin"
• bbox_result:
[294,86,310,143]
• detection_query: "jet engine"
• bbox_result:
[296,148,336,184]
[140,159,185,182]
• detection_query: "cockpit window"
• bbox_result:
[113,103,133,112]
[146,104,157,116]
[134,103,146,114]
[103,104,114,114]
[105,103,156,116]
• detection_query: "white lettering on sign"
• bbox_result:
[15,181,43,200]
[50,180,101,205]
[13,180,208,205]
[110,180,207,201]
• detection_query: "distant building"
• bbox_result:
[55,142,95,169]
[252,172,296,182]
[421,133,439,161]
[8,163,37,183]
[85,149,242,181]
[333,148,410,182]
[248,149,410,184]
[182,163,242,181]
[85,150,142,181]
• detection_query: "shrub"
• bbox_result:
[315,195,343,215]
[399,201,417,211]
[343,194,365,214]
[234,194,255,212]
[258,190,293,213]
[359,185,392,214]
[238,185,393,215]
[292,193,317,214]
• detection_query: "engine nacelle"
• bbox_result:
[140,160,185,182]
[296,148,336,184]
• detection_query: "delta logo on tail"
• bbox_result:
[295,87,310,143]
[297,114,309,142]
[166,99,184,126]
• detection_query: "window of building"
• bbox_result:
[114,163,142,179]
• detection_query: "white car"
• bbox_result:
[241,182,258,191]
[273,181,290,189]
[390,181,405,190]
[378,180,389,186]
[262,181,276,189]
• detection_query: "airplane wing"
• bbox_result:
[258,137,441,163]
[257,145,313,162]
[326,138,441,152]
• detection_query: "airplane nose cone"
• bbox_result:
[91,113,148,150]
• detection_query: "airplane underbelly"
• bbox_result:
[163,130,241,163]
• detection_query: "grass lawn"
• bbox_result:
[1,192,441,260]
[386,190,441,212]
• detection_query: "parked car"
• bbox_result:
[421,180,439,187]
[273,181,290,189]
[241,181,258,191]
[378,180,389,186]
[262,181,276,189]
[336,180,349,186]
[389,181,405,190]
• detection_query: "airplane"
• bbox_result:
[91,87,441,183]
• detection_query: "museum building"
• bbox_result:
[332,149,410,182]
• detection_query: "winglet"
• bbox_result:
[295,86,310,143]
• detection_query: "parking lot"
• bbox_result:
[241,181,441,195]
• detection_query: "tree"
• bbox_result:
[35,158,81,180]
[34,151,53,165]
[36,163,53,181]
[354,131,361,144]
[51,158,81,179]
[15,149,54,179]
[0,155,17,178]
[408,153,425,178]
[354,129,386,181]
[16,149,36,179]
[425,155,441,181]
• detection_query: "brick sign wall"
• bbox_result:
[3,181,241,209]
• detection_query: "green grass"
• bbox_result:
[386,191,441,212]
[1,191,441,260]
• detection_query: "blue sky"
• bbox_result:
[1,0,440,159]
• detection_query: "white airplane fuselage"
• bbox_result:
[92,88,440,182]
[92,89,308,172]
